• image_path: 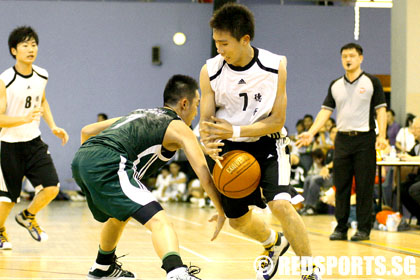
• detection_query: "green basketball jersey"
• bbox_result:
[83,107,180,179]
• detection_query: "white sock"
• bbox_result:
[167,267,187,279]
[262,229,276,246]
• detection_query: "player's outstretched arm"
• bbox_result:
[296,108,332,148]
[80,117,121,144]
[164,120,226,240]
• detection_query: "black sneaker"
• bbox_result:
[87,255,136,279]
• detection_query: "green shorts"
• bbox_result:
[71,145,158,222]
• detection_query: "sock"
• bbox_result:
[262,229,277,247]
[96,246,116,265]
[23,209,35,219]
[162,252,184,273]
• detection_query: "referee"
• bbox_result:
[297,43,387,241]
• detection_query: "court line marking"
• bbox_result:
[179,245,213,262]
[140,226,212,262]
[166,214,203,226]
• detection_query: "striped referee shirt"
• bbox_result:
[322,72,387,132]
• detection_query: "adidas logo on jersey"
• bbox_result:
[238,79,246,85]
[27,85,31,90]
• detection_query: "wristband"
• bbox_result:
[232,126,241,138]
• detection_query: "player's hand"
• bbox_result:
[52,127,69,146]
[24,107,43,123]
[202,140,224,162]
[208,212,226,241]
[200,116,234,141]
[375,136,388,151]
[295,132,314,148]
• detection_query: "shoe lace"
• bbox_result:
[112,254,134,276]
[186,264,201,279]
[28,218,42,233]
[0,230,9,243]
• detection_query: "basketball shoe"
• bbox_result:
[256,232,290,280]
[15,211,48,242]
[167,265,202,280]
[87,255,136,279]
[301,265,322,280]
[0,227,12,250]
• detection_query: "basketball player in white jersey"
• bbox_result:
[0,26,69,250]
[199,4,321,280]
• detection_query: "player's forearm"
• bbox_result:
[199,173,224,214]
[42,99,57,129]
[239,116,285,138]
[0,114,29,128]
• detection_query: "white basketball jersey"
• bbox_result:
[0,65,48,142]
[207,47,286,142]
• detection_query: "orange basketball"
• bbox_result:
[212,150,261,199]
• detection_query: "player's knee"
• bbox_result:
[145,212,172,232]
[269,199,293,214]
[228,216,248,231]
[44,186,60,198]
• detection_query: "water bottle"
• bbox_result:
[389,145,397,159]
[386,213,401,232]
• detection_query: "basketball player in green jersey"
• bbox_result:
[72,75,225,280]
[200,4,321,280]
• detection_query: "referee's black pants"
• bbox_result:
[333,130,376,234]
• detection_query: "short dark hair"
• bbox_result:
[340,43,363,55]
[210,3,255,41]
[405,113,416,127]
[303,114,313,121]
[163,75,198,106]
[8,26,39,59]
[311,148,325,162]
[296,119,304,127]
[97,113,108,120]
[387,108,395,116]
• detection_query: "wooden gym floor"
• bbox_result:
[1,200,419,279]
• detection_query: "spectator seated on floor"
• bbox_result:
[152,167,171,202]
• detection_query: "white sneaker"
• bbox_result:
[167,265,201,280]
[0,228,12,250]
[15,211,48,242]
[256,232,290,280]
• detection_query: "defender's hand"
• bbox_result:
[208,213,226,241]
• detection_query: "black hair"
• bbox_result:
[296,119,304,127]
[210,3,255,41]
[303,114,313,121]
[97,113,108,120]
[163,75,198,106]
[405,113,416,127]
[8,26,39,59]
[340,43,363,55]
[387,108,395,117]
[311,148,325,162]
